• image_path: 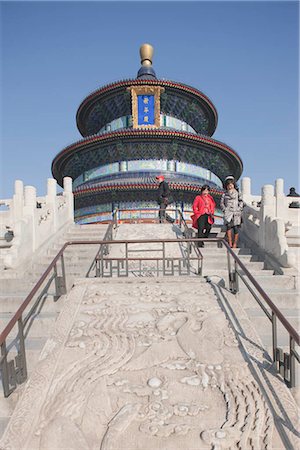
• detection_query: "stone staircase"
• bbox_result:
[0,222,299,446]
[0,223,108,436]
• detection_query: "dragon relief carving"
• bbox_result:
[5,282,275,450]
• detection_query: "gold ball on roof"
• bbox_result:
[140,43,154,67]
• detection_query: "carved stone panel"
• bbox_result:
[1,278,298,449]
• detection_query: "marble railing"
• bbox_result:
[240,177,299,269]
[0,177,74,269]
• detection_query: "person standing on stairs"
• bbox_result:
[191,184,215,247]
[220,176,245,248]
[156,175,175,223]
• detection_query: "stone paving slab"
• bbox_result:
[1,277,299,450]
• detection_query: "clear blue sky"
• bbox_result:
[1,0,299,198]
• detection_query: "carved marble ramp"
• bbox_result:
[1,277,299,450]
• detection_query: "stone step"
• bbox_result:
[202,267,274,277]
[0,293,59,313]
[66,233,106,239]
[30,259,94,272]
[0,279,36,294]
[204,271,296,290]
[0,270,23,280]
[198,246,254,256]
[241,305,300,351]
[237,290,300,309]
[286,226,300,237]
[257,332,299,349]
[245,307,299,321]
[237,273,297,290]
[0,311,59,336]
[0,248,11,255]
[46,243,101,255]
[48,245,100,254]
[202,259,265,270]
[25,270,88,280]
[29,258,92,270]
[44,252,98,263]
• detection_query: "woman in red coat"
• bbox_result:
[191,185,216,247]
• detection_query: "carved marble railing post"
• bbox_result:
[240,177,252,205]
[46,178,57,200]
[275,178,285,218]
[12,180,24,222]
[63,177,74,222]
[259,184,275,249]
[46,178,57,232]
[24,186,36,210]
[24,185,37,252]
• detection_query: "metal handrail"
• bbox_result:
[1,235,299,396]
[222,240,300,346]
[86,209,118,277]
[0,243,68,346]
[2,238,298,346]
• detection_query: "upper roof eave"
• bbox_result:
[76,78,218,136]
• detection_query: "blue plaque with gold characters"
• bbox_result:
[127,85,164,128]
[138,95,155,125]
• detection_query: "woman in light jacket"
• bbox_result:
[191,185,215,247]
[220,176,244,248]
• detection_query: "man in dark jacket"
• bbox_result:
[156,175,175,223]
[287,187,300,208]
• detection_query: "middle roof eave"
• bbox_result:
[52,129,243,187]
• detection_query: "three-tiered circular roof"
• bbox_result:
[51,44,243,222]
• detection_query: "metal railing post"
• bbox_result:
[53,263,59,301]
[162,241,166,275]
[186,240,191,274]
[100,246,104,277]
[125,242,129,276]
[284,352,290,385]
[17,317,27,384]
[227,249,232,290]
[234,260,239,293]
[60,254,67,295]
[198,243,203,276]
[0,340,15,397]
[290,337,295,388]
[227,250,238,293]
[54,256,67,299]
[96,258,100,277]
[272,311,277,363]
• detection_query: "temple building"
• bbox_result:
[51,44,243,223]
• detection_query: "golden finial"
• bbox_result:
[140,43,154,67]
